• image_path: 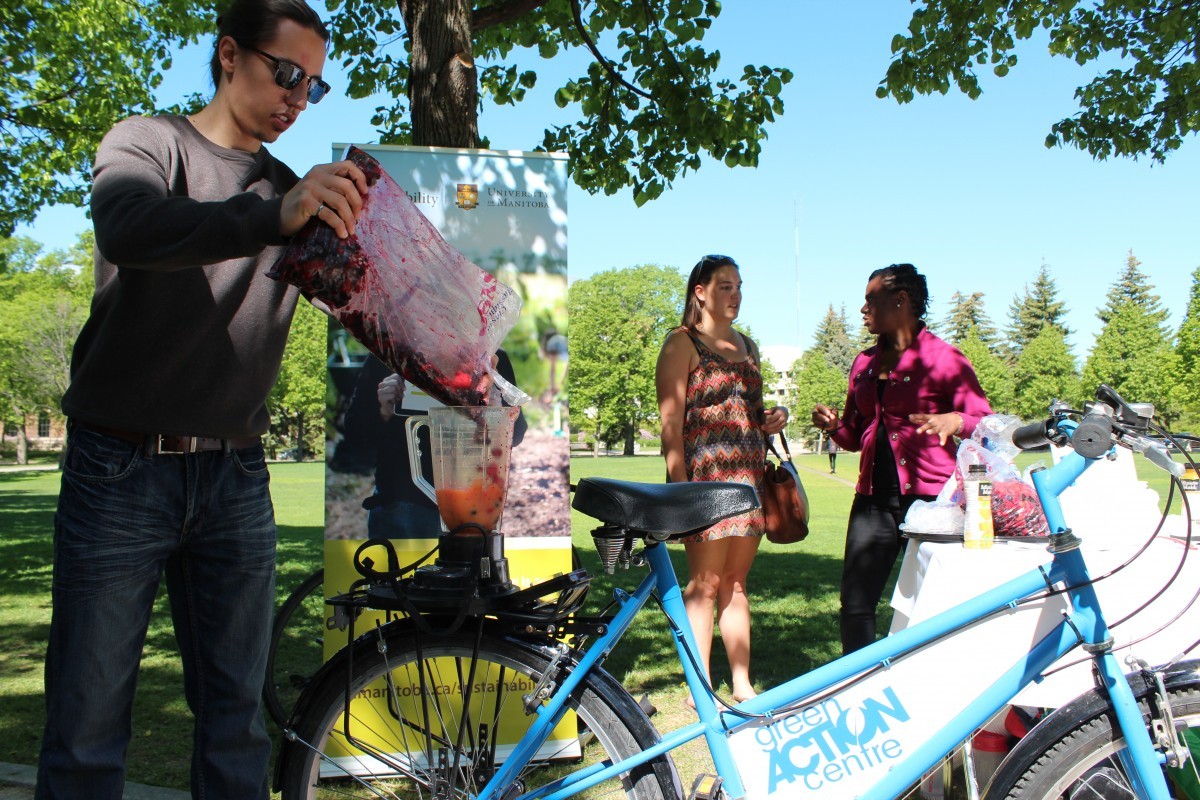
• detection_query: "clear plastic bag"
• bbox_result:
[957,418,1049,538]
[905,417,1050,538]
[268,147,523,407]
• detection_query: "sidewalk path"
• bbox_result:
[0,763,189,800]
[793,459,856,488]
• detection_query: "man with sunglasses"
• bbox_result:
[37,2,367,798]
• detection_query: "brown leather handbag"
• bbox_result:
[762,435,810,544]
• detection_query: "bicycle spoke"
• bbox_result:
[281,629,675,800]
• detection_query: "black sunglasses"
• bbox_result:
[241,44,331,104]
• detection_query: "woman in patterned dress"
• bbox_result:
[656,254,789,705]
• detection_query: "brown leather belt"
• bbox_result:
[80,424,261,455]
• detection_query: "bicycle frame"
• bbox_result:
[478,431,1177,800]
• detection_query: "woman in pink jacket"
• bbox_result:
[812,263,992,654]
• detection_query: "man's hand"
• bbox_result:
[377,374,404,422]
[280,159,369,239]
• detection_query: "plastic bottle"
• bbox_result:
[1182,465,1200,522]
[971,730,1009,790]
[918,759,948,800]
[963,463,994,549]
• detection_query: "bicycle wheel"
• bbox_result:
[992,670,1200,800]
[278,624,680,800]
[265,568,327,728]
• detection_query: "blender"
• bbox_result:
[404,406,520,604]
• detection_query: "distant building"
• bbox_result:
[2,411,66,453]
[759,344,805,410]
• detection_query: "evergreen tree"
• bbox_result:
[811,304,857,375]
[943,292,997,347]
[1014,327,1080,421]
[1006,263,1070,357]
[958,329,1013,414]
[1098,250,1169,333]
[1083,303,1180,422]
[1173,266,1200,428]
[787,349,845,448]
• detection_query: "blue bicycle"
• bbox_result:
[276,384,1200,800]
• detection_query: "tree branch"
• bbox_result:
[472,0,550,32]
[568,0,653,100]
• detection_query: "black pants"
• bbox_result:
[839,492,932,655]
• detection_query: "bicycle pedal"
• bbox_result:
[688,774,723,800]
[637,693,657,718]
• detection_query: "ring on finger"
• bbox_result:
[314,202,326,218]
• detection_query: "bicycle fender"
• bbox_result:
[985,659,1200,797]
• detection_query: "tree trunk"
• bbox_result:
[624,424,634,457]
[407,0,478,147]
[16,425,27,465]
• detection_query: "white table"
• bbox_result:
[889,530,1200,707]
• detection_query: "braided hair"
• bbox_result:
[868,263,929,320]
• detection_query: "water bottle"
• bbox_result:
[1182,465,1200,522]
[963,464,994,549]
[971,730,1009,789]
[919,759,948,800]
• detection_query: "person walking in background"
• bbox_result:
[38,2,368,798]
[825,434,839,474]
[811,263,992,655]
[656,254,788,706]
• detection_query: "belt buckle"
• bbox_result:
[156,435,197,454]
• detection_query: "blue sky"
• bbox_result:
[19,1,1198,364]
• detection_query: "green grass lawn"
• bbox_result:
[0,462,324,790]
[1,444,1187,792]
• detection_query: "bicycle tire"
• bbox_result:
[277,622,681,800]
[990,662,1200,800]
[265,568,326,728]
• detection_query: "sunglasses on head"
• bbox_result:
[690,253,737,282]
[241,44,330,104]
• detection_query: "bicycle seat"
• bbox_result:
[572,478,759,538]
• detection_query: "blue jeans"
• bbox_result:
[36,427,276,800]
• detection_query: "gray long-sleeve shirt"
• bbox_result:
[62,115,303,439]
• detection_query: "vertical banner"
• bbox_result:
[321,145,572,773]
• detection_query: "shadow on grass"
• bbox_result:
[0,469,324,788]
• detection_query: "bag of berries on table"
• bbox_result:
[268,147,522,407]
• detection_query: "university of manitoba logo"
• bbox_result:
[456,183,479,210]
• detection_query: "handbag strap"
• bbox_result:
[765,433,793,464]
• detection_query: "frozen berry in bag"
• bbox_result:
[992,481,1050,537]
[267,147,522,407]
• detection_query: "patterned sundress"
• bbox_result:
[678,331,767,542]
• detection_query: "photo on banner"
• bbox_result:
[320,144,573,773]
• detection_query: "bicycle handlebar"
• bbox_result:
[1010,419,1055,451]
[1011,384,1185,479]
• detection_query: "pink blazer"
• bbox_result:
[830,327,993,497]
